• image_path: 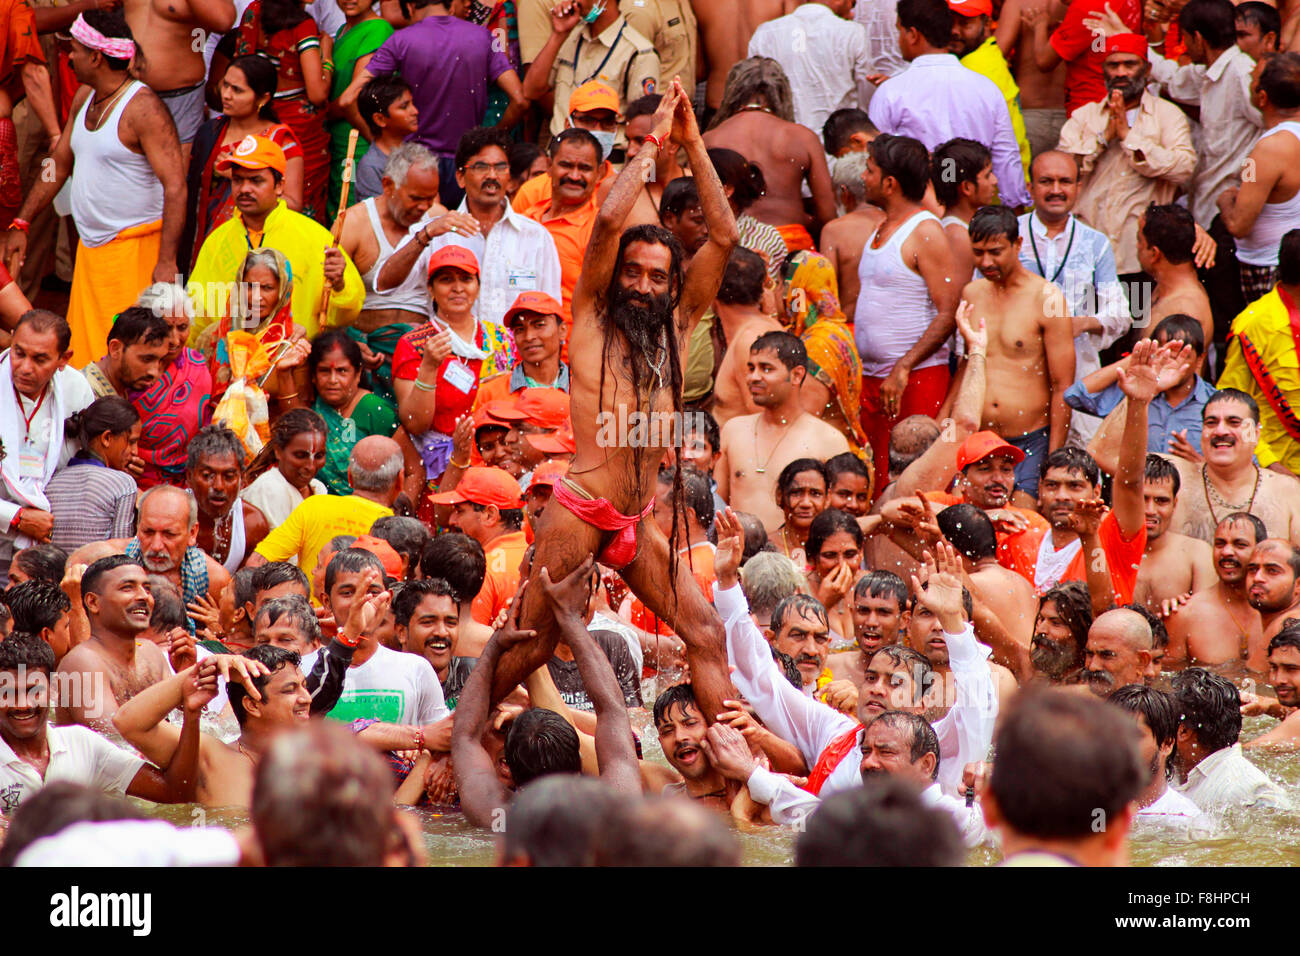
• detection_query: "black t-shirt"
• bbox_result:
[547,629,643,711]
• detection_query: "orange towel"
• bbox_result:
[775,223,816,254]
[67,219,162,368]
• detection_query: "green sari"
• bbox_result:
[314,392,400,495]
[345,322,419,407]
[327,16,394,220]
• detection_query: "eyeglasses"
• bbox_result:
[464,162,509,175]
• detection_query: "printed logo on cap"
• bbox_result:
[236,136,258,156]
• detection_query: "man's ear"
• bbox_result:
[57,349,73,372]
[917,752,938,781]
[848,131,871,153]
[188,522,199,548]
[82,591,100,617]
[790,364,808,387]
[107,339,124,363]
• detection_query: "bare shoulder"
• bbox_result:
[719,412,757,445]
[56,640,106,675]
[124,85,174,126]
[961,276,991,301]
[207,557,232,595]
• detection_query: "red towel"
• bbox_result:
[552,480,654,571]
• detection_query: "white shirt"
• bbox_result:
[716,582,997,799]
[1149,45,1263,228]
[1174,742,1291,811]
[1136,785,1215,837]
[17,820,241,867]
[301,643,449,726]
[868,54,1031,207]
[854,0,906,91]
[392,200,563,327]
[241,467,327,533]
[0,724,144,813]
[747,4,875,139]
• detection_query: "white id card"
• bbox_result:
[507,269,537,289]
[443,360,476,394]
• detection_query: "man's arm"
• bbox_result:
[803,129,838,228]
[3,86,84,277]
[493,69,528,131]
[984,83,1031,207]
[129,92,186,283]
[1121,107,1195,185]
[1219,141,1283,238]
[1113,339,1176,537]
[19,62,59,144]
[123,663,217,804]
[521,3,579,102]
[1042,289,1076,451]
[188,0,237,33]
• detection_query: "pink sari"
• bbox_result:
[132,348,214,488]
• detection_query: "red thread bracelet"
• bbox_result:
[644,133,663,151]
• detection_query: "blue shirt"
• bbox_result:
[1063,376,1219,454]
[508,361,570,393]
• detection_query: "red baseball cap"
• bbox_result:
[515,388,570,430]
[530,459,569,488]
[430,466,522,507]
[526,426,576,455]
[504,291,565,327]
[427,244,480,278]
[351,534,404,580]
[947,0,992,16]
[1105,33,1148,60]
[956,431,1026,471]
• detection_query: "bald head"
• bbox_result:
[1029,150,1077,180]
[1028,151,1079,225]
[138,484,197,529]
[1092,609,1153,650]
[1083,609,1153,696]
[348,436,403,496]
[135,485,198,575]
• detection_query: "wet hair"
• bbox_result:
[309,328,363,378]
[370,516,430,582]
[659,177,702,220]
[228,644,301,726]
[1124,601,1168,650]
[776,458,827,503]
[624,93,660,123]
[504,708,582,787]
[854,569,910,611]
[1236,2,1281,44]
[548,126,603,165]
[1039,581,1094,652]
[226,54,280,122]
[771,592,829,638]
[1203,387,1260,424]
[805,508,863,562]
[1144,453,1181,497]
[455,125,512,171]
[146,575,188,634]
[937,503,997,562]
[868,643,933,707]
[246,407,328,481]
[750,330,806,371]
[15,310,71,355]
[1260,52,1300,110]
[826,451,871,487]
[502,775,627,866]
[865,710,941,780]
[357,73,411,130]
[107,305,169,349]
[889,415,941,477]
[868,134,930,202]
[81,8,136,69]
[1177,0,1238,47]
[1171,667,1241,753]
[80,555,143,611]
[796,776,963,866]
[709,56,796,128]
[969,205,1020,244]
[833,151,870,202]
[1279,229,1300,287]
[898,0,955,48]
[0,782,149,867]
[65,395,139,446]
[931,138,992,209]
[652,681,699,727]
[508,141,543,182]
[593,795,741,866]
[0,629,55,675]
[252,561,310,599]
[5,579,70,635]
[185,423,245,473]
[1109,684,1180,779]
[657,466,714,530]
[822,108,875,156]
[1150,312,1205,357]
[989,689,1145,839]
[1141,202,1195,265]
[737,511,772,563]
[1221,510,1267,544]
[255,594,321,646]
[1039,446,1101,486]
[325,548,386,596]
[708,147,766,211]
[231,566,259,616]
[392,577,457,629]
[10,545,68,587]
[740,551,803,619]
[1269,619,1300,655]
[420,533,486,603]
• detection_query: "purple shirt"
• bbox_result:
[366,16,512,155]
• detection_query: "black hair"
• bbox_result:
[593,794,741,866]
[1268,619,1300,656]
[682,409,721,457]
[652,681,699,727]
[393,577,457,629]
[715,246,766,306]
[865,710,941,780]
[252,561,310,598]
[107,305,169,348]
[776,457,828,502]
[246,406,328,481]
[1261,52,1300,110]
[455,125,512,171]
[185,423,245,473]
[228,644,302,727]
[80,554,143,612]
[357,72,410,129]
[504,708,582,787]
[1039,445,1101,486]
[825,451,871,486]
[708,147,765,211]
[822,107,875,156]
[868,133,930,202]
[1151,312,1206,357]
[469,501,524,531]
[0,629,55,675]
[1039,581,1094,654]
[548,126,603,165]
[1221,510,1268,544]
[146,575,188,634]
[1203,387,1260,424]
[16,310,71,355]
[1279,229,1300,287]
[370,516,430,582]
[931,137,992,208]
[1236,2,1281,43]
[508,141,543,182]
[255,594,321,646]
[1141,202,1195,265]
[624,93,660,123]
[659,177,702,220]
[65,395,139,446]
[795,776,963,866]
[853,569,910,611]
[259,0,309,34]
[502,775,626,867]
[1108,684,1180,779]
[1143,453,1182,497]
[325,548,386,597]
[227,54,280,122]
[805,508,863,562]
[81,8,136,70]
[11,545,68,586]
[309,328,363,378]
[232,566,259,615]
[5,579,70,635]
[867,644,934,707]
[420,533,486,603]
[1171,667,1242,753]
[897,0,955,48]
[0,783,149,867]
[1177,0,1238,49]
[969,205,1020,244]
[937,503,997,561]
[770,592,829,635]
[751,330,807,371]
[657,466,715,530]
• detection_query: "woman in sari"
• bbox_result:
[392,246,512,518]
[311,329,400,495]
[323,0,392,221]
[184,55,304,272]
[213,0,331,222]
[783,251,872,483]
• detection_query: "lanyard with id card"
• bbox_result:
[443,359,477,394]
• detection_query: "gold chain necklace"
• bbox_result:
[86,78,131,131]
[1202,464,1261,528]
[753,414,794,475]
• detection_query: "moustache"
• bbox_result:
[1083,668,1116,690]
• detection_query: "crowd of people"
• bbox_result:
[0,0,1298,868]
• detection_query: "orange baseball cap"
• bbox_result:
[956,431,1025,471]
[530,459,570,488]
[515,388,570,430]
[215,134,288,175]
[568,80,620,116]
[504,291,565,327]
[430,466,523,508]
[527,426,576,455]
[427,244,480,278]
[351,534,404,580]
[473,401,526,432]
[947,0,992,16]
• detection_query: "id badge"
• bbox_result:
[507,269,537,289]
[444,360,476,394]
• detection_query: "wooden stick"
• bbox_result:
[318,128,360,326]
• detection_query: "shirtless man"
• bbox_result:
[717,330,850,532]
[1246,538,1300,660]
[53,555,170,733]
[701,56,837,237]
[692,0,798,113]
[820,150,883,323]
[938,502,1039,649]
[124,0,235,155]
[1133,454,1215,614]
[1137,203,1213,349]
[485,82,738,724]
[826,571,910,685]
[997,0,1070,157]
[1166,389,1300,545]
[186,424,269,573]
[1243,626,1300,749]
[710,247,783,428]
[1166,512,1266,670]
[958,206,1074,496]
[932,138,998,281]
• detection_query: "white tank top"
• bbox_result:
[856,209,946,377]
[67,82,165,248]
[1236,121,1300,267]
[360,198,432,315]
[222,503,246,575]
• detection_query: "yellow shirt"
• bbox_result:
[253,493,394,583]
[961,38,1031,190]
[1218,287,1297,472]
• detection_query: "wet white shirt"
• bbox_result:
[0,724,143,813]
[1174,743,1291,811]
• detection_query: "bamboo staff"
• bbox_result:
[318,128,359,326]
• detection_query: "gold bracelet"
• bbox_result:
[279,391,299,400]
[449,457,469,469]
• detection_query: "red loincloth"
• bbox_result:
[552,478,654,571]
